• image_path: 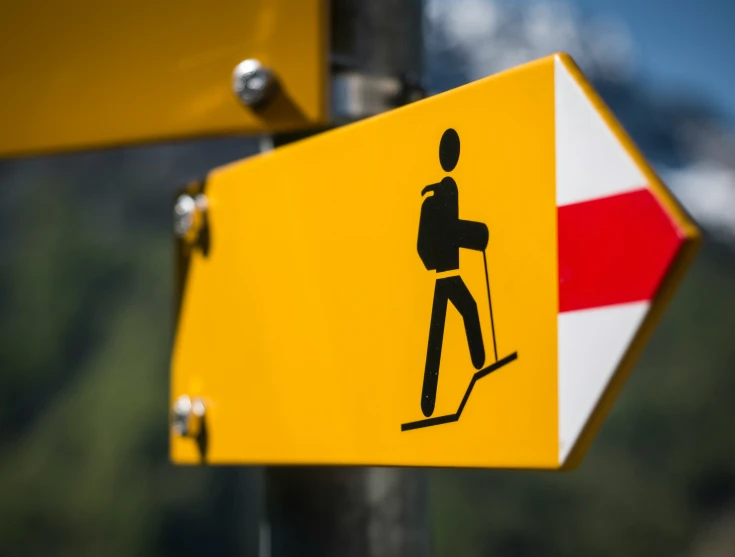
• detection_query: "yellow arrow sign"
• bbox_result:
[0,0,326,157]
[170,54,699,469]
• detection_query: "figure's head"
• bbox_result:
[439,128,460,172]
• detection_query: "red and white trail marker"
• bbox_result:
[554,56,699,466]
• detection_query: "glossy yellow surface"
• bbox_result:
[172,56,559,468]
[0,0,326,157]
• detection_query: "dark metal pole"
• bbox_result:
[263,1,429,556]
[266,467,430,557]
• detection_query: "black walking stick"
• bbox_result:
[482,250,498,363]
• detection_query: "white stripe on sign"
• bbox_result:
[558,301,649,464]
[554,55,646,207]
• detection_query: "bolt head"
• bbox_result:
[171,394,206,437]
[171,394,192,436]
[232,59,277,108]
[174,193,208,241]
[173,194,196,237]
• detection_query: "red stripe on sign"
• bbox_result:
[558,188,684,313]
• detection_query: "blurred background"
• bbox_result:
[2,0,735,555]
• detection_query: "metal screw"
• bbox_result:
[173,194,195,237]
[173,193,208,239]
[232,59,278,109]
[171,394,206,438]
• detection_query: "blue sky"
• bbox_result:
[570,0,735,123]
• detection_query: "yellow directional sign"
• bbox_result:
[0,0,326,157]
[170,54,699,469]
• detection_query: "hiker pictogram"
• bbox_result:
[402,128,518,432]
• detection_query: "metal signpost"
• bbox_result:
[261,2,430,555]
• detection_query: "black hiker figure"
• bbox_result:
[417,129,489,418]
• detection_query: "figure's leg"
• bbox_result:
[421,279,450,417]
[446,276,485,369]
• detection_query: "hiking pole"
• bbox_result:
[482,250,498,362]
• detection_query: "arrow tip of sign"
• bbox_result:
[553,52,701,470]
